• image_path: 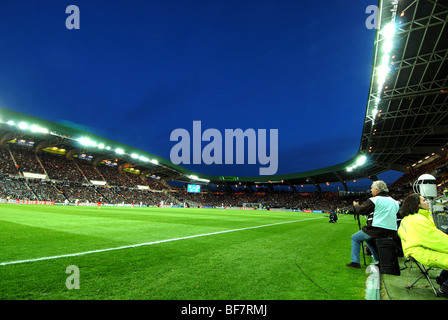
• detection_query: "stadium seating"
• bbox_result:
[1,143,447,209]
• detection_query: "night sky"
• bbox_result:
[0,1,403,184]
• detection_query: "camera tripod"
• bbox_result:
[356,212,367,265]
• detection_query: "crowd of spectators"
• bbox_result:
[28,179,67,202]
[390,154,448,193]
[0,144,171,205]
[9,144,45,174]
[0,175,38,201]
[74,158,104,182]
[39,151,87,182]
[97,164,129,186]
[171,189,344,211]
[1,143,447,210]
[0,148,18,175]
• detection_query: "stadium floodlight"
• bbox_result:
[139,156,149,162]
[374,21,396,95]
[346,155,368,172]
[131,153,139,159]
[98,143,105,149]
[115,148,124,154]
[150,159,159,165]
[376,64,389,86]
[382,39,393,54]
[188,174,210,183]
[7,120,14,125]
[18,122,28,130]
[381,54,390,66]
[30,124,49,134]
[357,155,367,166]
[78,137,95,146]
[381,22,396,40]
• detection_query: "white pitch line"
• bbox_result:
[0,216,324,266]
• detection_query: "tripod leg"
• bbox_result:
[361,241,366,265]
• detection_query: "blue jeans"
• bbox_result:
[351,230,379,264]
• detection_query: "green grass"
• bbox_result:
[0,204,369,300]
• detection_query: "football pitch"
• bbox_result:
[0,204,369,300]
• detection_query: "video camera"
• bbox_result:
[338,190,371,201]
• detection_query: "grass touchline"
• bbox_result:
[0,215,324,267]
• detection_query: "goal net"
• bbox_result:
[242,203,262,210]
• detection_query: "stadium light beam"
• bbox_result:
[381,22,396,40]
[30,124,49,134]
[346,155,368,172]
[188,174,210,183]
[376,65,389,86]
[78,137,95,147]
[357,155,367,166]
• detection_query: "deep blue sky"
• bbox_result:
[0,1,401,183]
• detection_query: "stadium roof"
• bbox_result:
[1,0,447,189]
[359,0,448,179]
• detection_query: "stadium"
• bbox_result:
[1,0,448,310]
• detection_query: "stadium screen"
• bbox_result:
[187,184,201,193]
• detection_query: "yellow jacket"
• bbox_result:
[398,209,448,269]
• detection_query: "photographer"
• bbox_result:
[346,181,399,268]
[329,210,338,223]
